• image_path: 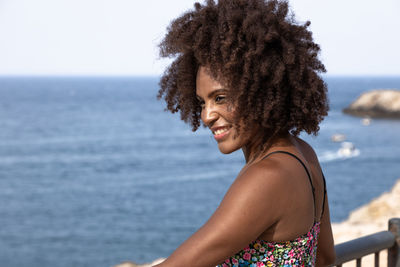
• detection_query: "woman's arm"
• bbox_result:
[316,193,336,266]
[153,162,287,267]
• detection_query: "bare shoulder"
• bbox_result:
[222,155,295,220]
[293,137,324,178]
[235,155,293,193]
[294,137,319,162]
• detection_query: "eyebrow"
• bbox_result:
[196,88,227,100]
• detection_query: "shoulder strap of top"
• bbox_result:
[262,150,317,221]
[320,172,327,220]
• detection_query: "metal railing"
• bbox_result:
[330,218,400,267]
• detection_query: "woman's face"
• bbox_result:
[196,66,251,154]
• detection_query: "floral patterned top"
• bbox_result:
[217,151,326,267]
[216,221,320,267]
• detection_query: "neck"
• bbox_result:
[242,132,292,164]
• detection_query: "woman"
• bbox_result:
[155,0,335,266]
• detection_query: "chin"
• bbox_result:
[217,143,239,154]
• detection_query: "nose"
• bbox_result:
[201,103,218,127]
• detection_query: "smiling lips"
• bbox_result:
[212,126,231,141]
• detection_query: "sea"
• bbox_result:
[0,76,400,266]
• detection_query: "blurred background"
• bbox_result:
[0,0,399,266]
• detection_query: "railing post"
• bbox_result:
[388,218,400,267]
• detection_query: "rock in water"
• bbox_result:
[343,89,400,118]
[332,179,400,267]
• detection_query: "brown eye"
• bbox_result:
[215,95,226,103]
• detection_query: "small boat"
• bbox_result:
[338,142,360,157]
[362,117,371,126]
[331,134,346,142]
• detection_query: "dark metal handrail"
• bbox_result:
[332,231,395,266]
[330,218,400,267]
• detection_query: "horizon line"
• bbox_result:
[1,73,400,78]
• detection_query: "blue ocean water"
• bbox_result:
[0,76,399,266]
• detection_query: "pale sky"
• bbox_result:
[0,0,399,76]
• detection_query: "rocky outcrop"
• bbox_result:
[332,179,400,267]
[343,89,400,118]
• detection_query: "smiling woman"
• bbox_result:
[196,67,243,154]
[154,0,335,266]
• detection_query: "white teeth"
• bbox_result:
[214,128,229,135]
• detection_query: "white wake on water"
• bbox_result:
[318,142,361,163]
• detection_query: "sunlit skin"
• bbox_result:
[151,67,336,267]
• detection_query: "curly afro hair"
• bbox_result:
[158,0,329,145]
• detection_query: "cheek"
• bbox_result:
[232,125,253,147]
[226,104,234,113]
[224,103,237,123]
[216,128,246,154]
